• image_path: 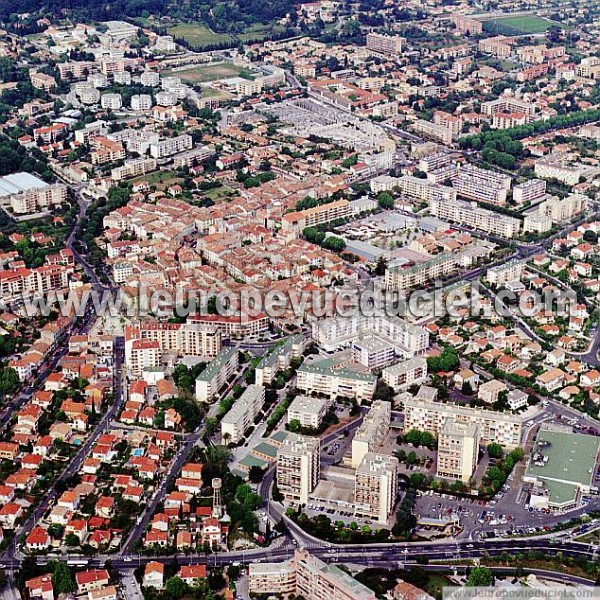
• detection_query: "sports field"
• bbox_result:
[165,63,255,84]
[166,23,234,48]
[482,14,562,35]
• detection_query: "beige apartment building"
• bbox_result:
[385,253,460,291]
[398,175,457,203]
[10,183,68,215]
[351,400,391,468]
[436,418,480,483]
[355,453,399,523]
[281,199,351,234]
[287,395,329,430]
[486,259,524,285]
[276,434,320,505]
[403,396,522,448]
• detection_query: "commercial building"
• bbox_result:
[354,453,399,523]
[296,358,377,403]
[351,400,391,468]
[287,395,329,430]
[436,418,480,483]
[276,434,320,505]
[149,134,193,159]
[249,549,376,600]
[429,197,522,238]
[366,32,404,55]
[221,384,265,444]
[524,428,600,510]
[403,395,522,448]
[382,357,428,390]
[195,347,239,403]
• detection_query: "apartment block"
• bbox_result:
[451,15,483,35]
[351,400,391,468]
[194,347,239,403]
[100,93,123,110]
[366,32,404,55]
[418,152,454,173]
[351,335,398,370]
[355,453,399,523]
[249,549,376,600]
[221,384,265,444]
[513,179,546,205]
[276,434,320,505]
[385,252,460,291]
[411,119,454,145]
[111,158,157,181]
[486,259,524,285]
[255,334,307,386]
[403,396,522,448]
[382,357,428,390]
[481,96,536,117]
[452,164,512,206]
[281,199,351,234]
[131,94,153,111]
[534,153,591,186]
[287,395,329,430]
[30,71,56,91]
[478,36,514,58]
[149,134,193,159]
[296,359,377,403]
[172,146,216,169]
[128,340,161,377]
[429,197,522,238]
[397,176,457,203]
[10,184,67,215]
[436,418,480,483]
[541,193,588,223]
[311,315,429,355]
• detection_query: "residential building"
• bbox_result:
[366,32,404,55]
[195,346,239,403]
[287,395,329,430]
[403,396,522,448]
[487,259,524,285]
[382,357,428,390]
[436,418,480,483]
[221,384,265,443]
[276,434,320,505]
[149,134,193,159]
[354,453,398,523]
[351,400,391,468]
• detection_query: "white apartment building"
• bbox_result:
[534,153,590,186]
[236,79,263,96]
[543,193,588,223]
[114,70,131,85]
[481,96,536,116]
[351,400,391,468]
[296,359,377,403]
[429,198,522,238]
[131,94,153,111]
[397,176,457,203]
[507,389,528,411]
[195,346,239,403]
[287,395,328,430]
[370,175,400,193]
[452,164,512,206]
[351,335,398,370]
[255,335,307,386]
[513,179,546,205]
[80,88,100,105]
[418,152,454,173]
[155,91,178,106]
[355,453,399,523]
[100,93,123,110]
[403,396,522,448]
[436,418,480,483]
[382,356,428,390]
[276,434,321,505]
[172,146,216,169]
[128,340,161,377]
[221,384,265,443]
[486,259,524,285]
[140,71,160,87]
[366,32,404,55]
[149,134,193,159]
[311,315,429,355]
[248,561,296,597]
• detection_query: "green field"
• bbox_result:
[482,14,562,35]
[165,63,255,84]
[167,23,234,48]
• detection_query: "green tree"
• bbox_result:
[377,191,395,209]
[166,576,189,598]
[487,443,504,459]
[51,561,75,594]
[466,566,493,587]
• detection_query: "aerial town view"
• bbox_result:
[0,0,600,597]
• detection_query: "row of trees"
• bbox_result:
[303,227,346,252]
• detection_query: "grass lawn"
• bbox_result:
[165,63,255,84]
[482,14,563,35]
[132,171,182,190]
[167,23,233,48]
